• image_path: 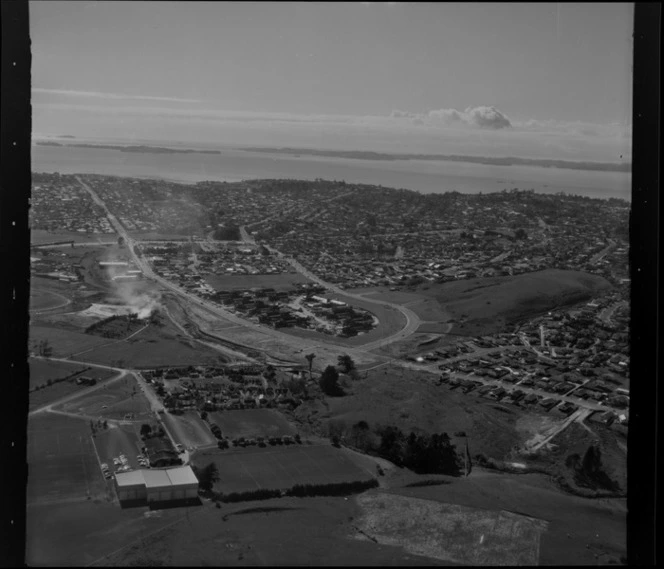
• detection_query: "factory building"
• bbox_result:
[114,466,199,505]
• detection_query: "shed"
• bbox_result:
[144,469,174,503]
[166,466,200,500]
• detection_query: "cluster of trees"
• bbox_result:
[85,313,141,338]
[90,418,108,436]
[339,420,463,476]
[317,355,359,397]
[192,462,220,493]
[375,427,462,475]
[212,223,241,241]
[214,478,379,504]
[566,444,620,492]
[139,423,166,439]
[36,339,53,357]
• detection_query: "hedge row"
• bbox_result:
[30,367,91,392]
[214,478,379,504]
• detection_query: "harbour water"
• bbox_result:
[32,144,631,201]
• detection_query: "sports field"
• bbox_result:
[27,413,108,506]
[209,409,297,439]
[194,444,372,494]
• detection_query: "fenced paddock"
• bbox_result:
[27,414,107,506]
[194,444,372,494]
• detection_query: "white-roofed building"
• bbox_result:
[114,470,148,502]
[113,466,199,505]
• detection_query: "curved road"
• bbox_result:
[263,244,422,351]
[77,175,423,361]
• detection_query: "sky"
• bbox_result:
[30,2,634,162]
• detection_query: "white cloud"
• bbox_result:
[32,88,202,104]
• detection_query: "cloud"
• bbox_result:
[32,88,202,104]
[391,105,512,129]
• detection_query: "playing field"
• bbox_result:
[29,326,111,358]
[27,413,108,506]
[29,288,72,312]
[194,444,373,494]
[209,409,297,439]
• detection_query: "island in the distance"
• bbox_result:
[240,146,631,173]
[36,141,221,155]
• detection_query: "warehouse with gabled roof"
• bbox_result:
[114,465,199,505]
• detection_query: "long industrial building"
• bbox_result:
[114,465,199,504]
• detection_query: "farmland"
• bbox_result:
[209,409,297,439]
[419,269,612,338]
[193,444,373,494]
[27,413,109,507]
[55,375,154,421]
[29,326,111,358]
[29,358,87,388]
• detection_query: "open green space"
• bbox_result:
[26,500,186,567]
[209,409,297,439]
[29,325,112,358]
[29,288,72,312]
[384,469,626,565]
[27,413,108,507]
[418,269,612,337]
[194,444,372,494]
[56,375,153,421]
[29,358,87,388]
[355,491,547,565]
[100,496,444,567]
[31,229,116,245]
[205,272,312,291]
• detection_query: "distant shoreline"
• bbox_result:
[238,146,631,173]
[35,141,221,155]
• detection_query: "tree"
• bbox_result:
[140,424,152,438]
[200,410,208,421]
[38,339,53,358]
[103,420,108,430]
[305,353,316,381]
[319,365,343,397]
[515,228,528,240]
[194,462,220,493]
[337,354,355,374]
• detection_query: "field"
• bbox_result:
[209,409,297,439]
[290,363,555,462]
[100,496,443,567]
[420,269,612,338]
[194,444,373,494]
[205,272,312,291]
[29,325,111,358]
[55,374,154,421]
[382,470,626,565]
[29,288,72,312]
[161,410,218,449]
[354,491,547,565]
[29,358,87,388]
[27,413,109,507]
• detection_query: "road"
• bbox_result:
[76,175,422,364]
[589,239,616,265]
[29,357,128,416]
[599,300,628,326]
[264,245,423,351]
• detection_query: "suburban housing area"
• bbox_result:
[27,172,629,566]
